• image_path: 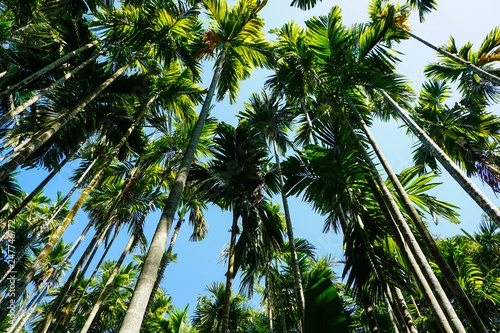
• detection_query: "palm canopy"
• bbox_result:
[200,0,272,103]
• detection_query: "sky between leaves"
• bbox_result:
[17,0,500,316]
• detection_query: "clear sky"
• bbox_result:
[16,0,500,319]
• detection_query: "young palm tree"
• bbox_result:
[119,0,271,330]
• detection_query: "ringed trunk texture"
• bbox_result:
[140,216,183,330]
[80,233,136,333]
[381,90,500,228]
[351,100,487,333]
[0,60,131,182]
[272,138,305,326]
[0,39,103,98]
[221,212,239,333]
[39,223,112,333]
[0,51,103,127]
[118,46,229,333]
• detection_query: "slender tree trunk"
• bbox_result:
[342,90,466,333]
[118,46,229,333]
[400,28,500,86]
[221,212,239,333]
[385,287,410,333]
[410,294,422,318]
[52,225,121,332]
[8,283,50,333]
[301,103,319,145]
[381,90,500,227]
[140,216,183,330]
[393,287,417,333]
[0,140,81,233]
[0,38,103,98]
[0,52,103,127]
[38,223,112,333]
[80,232,136,333]
[0,93,155,321]
[272,138,305,327]
[384,295,401,333]
[363,299,380,333]
[0,155,97,254]
[349,96,488,333]
[0,59,132,182]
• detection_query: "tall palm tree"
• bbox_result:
[238,91,308,324]
[119,0,271,330]
[190,122,283,333]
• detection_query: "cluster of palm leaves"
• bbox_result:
[0,0,499,332]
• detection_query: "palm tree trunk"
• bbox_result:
[393,287,417,333]
[0,59,132,182]
[38,223,112,333]
[140,216,183,330]
[384,295,401,333]
[272,138,305,326]
[409,294,422,318]
[0,93,155,321]
[52,224,121,332]
[349,96,488,333]
[0,154,96,249]
[0,140,80,234]
[363,300,380,333]
[80,232,136,333]
[354,212,417,333]
[0,51,103,127]
[361,167,455,333]
[0,38,103,98]
[385,287,410,333]
[8,283,51,333]
[301,103,318,145]
[118,46,229,333]
[381,90,500,227]
[221,211,239,333]
[401,28,500,86]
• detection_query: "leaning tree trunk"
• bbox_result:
[0,93,155,321]
[118,46,229,333]
[0,154,97,264]
[349,95,488,333]
[399,27,500,87]
[0,59,132,182]
[140,216,183,330]
[38,223,113,333]
[0,138,84,235]
[221,211,239,333]
[51,225,121,332]
[271,138,305,326]
[0,51,103,127]
[353,212,417,333]
[79,232,137,333]
[349,137,455,332]
[381,90,500,228]
[0,38,104,98]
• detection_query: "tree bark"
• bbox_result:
[0,38,103,98]
[221,211,239,333]
[272,138,305,327]
[350,96,487,333]
[0,51,103,127]
[118,46,229,333]
[381,89,500,228]
[0,59,131,182]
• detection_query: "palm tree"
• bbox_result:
[239,91,309,324]
[190,121,283,333]
[192,282,253,333]
[119,0,271,330]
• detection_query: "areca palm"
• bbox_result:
[190,121,283,333]
[238,91,307,324]
[120,1,271,330]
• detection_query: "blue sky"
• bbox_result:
[16,0,500,319]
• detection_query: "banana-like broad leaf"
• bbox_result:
[304,270,349,333]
